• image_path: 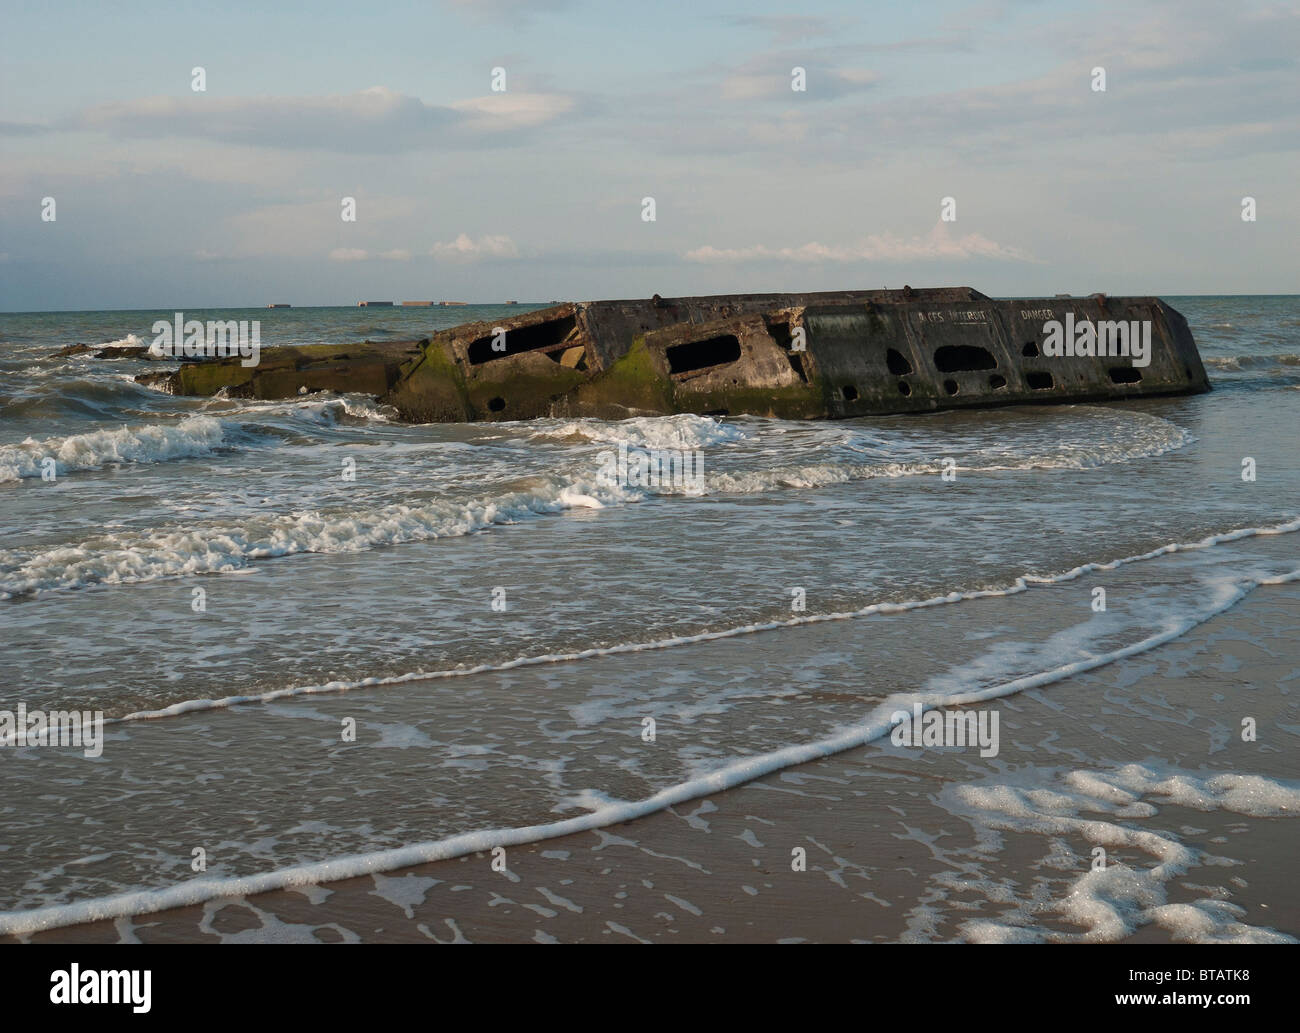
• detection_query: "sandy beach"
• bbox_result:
[13,554,1298,945]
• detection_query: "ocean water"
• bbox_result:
[1,296,1297,938]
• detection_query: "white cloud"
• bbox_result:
[450,93,575,131]
[66,86,573,152]
[430,233,519,262]
[685,222,1034,263]
[328,248,412,262]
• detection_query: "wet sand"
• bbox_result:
[19,578,1300,944]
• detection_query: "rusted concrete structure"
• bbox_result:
[149,287,1209,421]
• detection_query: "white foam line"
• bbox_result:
[4,564,1296,937]
[1,408,1194,595]
[0,415,227,483]
[112,515,1300,726]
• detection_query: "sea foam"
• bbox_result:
[0,409,1199,595]
[2,564,1296,938]
[940,763,1300,943]
[0,416,227,483]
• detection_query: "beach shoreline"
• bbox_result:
[12,574,1298,944]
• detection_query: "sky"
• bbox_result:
[1,0,1296,310]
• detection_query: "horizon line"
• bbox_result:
[4,291,1300,316]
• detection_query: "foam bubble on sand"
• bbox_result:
[0,415,227,482]
[935,764,1300,944]
[1099,766,1300,817]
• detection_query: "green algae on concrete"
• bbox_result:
[566,337,676,419]
[383,338,472,422]
[462,350,586,421]
[154,340,423,401]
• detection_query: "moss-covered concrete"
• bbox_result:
[566,337,676,418]
[462,351,586,421]
[158,341,422,400]
[382,339,471,422]
[173,360,258,395]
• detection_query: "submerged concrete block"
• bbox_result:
[150,340,424,401]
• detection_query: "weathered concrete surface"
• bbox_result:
[152,288,1209,420]
[384,288,986,421]
[777,293,1208,419]
[145,340,425,399]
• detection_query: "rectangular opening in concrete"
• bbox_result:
[1108,366,1142,384]
[934,344,998,372]
[467,315,578,365]
[666,334,742,376]
[1026,371,1055,390]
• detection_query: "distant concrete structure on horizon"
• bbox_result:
[267,303,292,309]
[358,301,394,307]
[401,301,435,307]
[439,301,468,307]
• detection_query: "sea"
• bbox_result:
[1,296,1297,939]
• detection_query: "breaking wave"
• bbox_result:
[0,409,1198,595]
[100,333,147,349]
[0,416,228,483]
[531,413,749,449]
[0,474,635,596]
